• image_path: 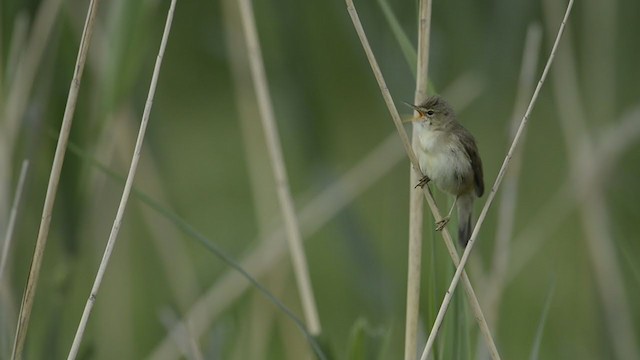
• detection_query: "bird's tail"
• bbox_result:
[457,193,475,247]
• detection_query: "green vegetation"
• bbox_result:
[1,0,639,359]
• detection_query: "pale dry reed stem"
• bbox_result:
[344,1,501,358]
[149,77,480,359]
[542,0,639,356]
[10,1,100,358]
[477,24,541,360]
[221,0,285,355]
[506,186,571,282]
[114,109,199,310]
[4,13,28,99]
[440,73,484,112]
[345,0,417,166]
[0,0,62,227]
[66,0,177,358]
[247,265,289,359]
[159,308,204,360]
[67,4,200,311]
[583,0,615,125]
[404,68,425,360]
[484,23,542,328]
[420,1,574,358]
[573,174,639,359]
[507,107,640,283]
[279,286,315,359]
[0,164,27,359]
[237,0,321,335]
[0,0,62,215]
[221,0,278,234]
[149,132,404,359]
[3,0,62,138]
[414,0,431,106]
[596,108,640,160]
[404,1,431,359]
[0,161,29,283]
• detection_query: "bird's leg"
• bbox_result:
[415,175,431,189]
[436,196,458,231]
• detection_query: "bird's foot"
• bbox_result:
[435,217,450,231]
[415,175,430,189]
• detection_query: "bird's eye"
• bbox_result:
[426,110,435,116]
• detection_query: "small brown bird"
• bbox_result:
[406,95,484,246]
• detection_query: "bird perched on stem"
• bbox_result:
[405,95,484,246]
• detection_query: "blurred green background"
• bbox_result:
[1,0,639,359]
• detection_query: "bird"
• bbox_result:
[405,95,484,246]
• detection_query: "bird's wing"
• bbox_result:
[459,130,484,197]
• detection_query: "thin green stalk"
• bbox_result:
[529,279,555,360]
[377,0,417,76]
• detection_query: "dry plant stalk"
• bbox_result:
[507,108,640,285]
[344,0,500,358]
[0,161,29,283]
[420,1,575,358]
[236,0,321,335]
[148,74,481,359]
[10,1,101,358]
[3,0,62,138]
[159,308,204,360]
[484,23,541,327]
[75,11,200,312]
[148,133,403,359]
[114,110,200,311]
[477,23,541,360]
[66,0,177,358]
[1,0,63,216]
[221,0,288,355]
[404,1,431,359]
[542,0,639,357]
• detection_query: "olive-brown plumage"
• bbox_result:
[407,95,484,246]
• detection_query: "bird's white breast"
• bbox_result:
[416,124,472,195]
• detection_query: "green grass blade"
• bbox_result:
[376,0,417,76]
[346,318,389,360]
[617,240,640,287]
[62,138,328,360]
[376,0,437,96]
[529,277,556,360]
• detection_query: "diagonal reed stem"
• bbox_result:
[236,0,321,335]
[542,0,639,357]
[1,0,63,221]
[484,22,542,330]
[66,0,177,358]
[147,74,481,359]
[420,1,574,358]
[344,0,500,358]
[10,1,101,358]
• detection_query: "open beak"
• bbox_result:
[402,102,423,122]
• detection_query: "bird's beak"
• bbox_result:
[402,102,423,122]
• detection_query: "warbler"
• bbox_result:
[406,95,484,246]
